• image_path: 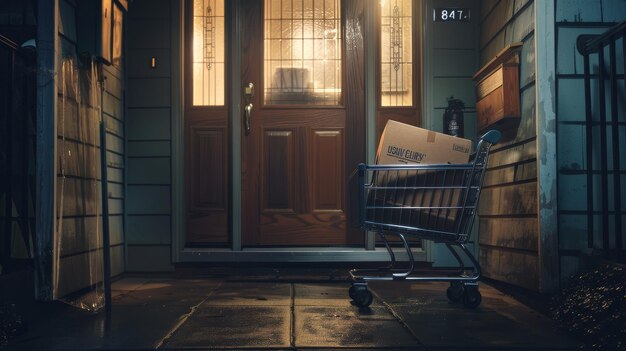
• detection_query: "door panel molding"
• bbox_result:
[240,0,365,247]
[262,129,296,212]
[312,129,344,211]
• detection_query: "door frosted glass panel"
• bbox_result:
[380,0,412,107]
[264,0,342,105]
[193,0,225,106]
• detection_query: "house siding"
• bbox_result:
[125,0,174,272]
[477,0,540,291]
[555,0,626,281]
[55,0,125,297]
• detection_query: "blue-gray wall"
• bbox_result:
[555,0,626,281]
[125,0,174,272]
[422,0,481,266]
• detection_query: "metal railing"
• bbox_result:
[577,21,626,257]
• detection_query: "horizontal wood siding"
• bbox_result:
[125,0,174,271]
[555,0,626,282]
[55,0,125,298]
[478,0,539,291]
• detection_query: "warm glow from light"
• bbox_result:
[380,0,412,107]
[193,0,225,106]
[264,0,342,105]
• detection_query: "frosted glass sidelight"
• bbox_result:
[193,0,225,106]
[380,0,412,107]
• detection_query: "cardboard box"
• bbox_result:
[376,120,472,165]
[369,121,473,235]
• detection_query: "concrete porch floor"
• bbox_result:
[6,268,581,350]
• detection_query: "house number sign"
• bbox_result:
[434,8,470,22]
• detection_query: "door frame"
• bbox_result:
[171,0,427,262]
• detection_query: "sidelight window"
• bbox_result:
[380,0,413,107]
[192,0,225,106]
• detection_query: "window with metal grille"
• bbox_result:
[264,0,342,105]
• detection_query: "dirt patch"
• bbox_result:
[0,304,25,349]
[552,263,626,350]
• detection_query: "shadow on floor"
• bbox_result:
[4,267,581,350]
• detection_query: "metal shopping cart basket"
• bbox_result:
[349,130,501,309]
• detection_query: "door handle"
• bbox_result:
[244,103,253,135]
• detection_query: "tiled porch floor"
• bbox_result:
[6,268,581,350]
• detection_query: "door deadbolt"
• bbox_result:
[244,82,254,99]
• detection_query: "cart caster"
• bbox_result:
[350,285,373,308]
[348,285,357,300]
[462,285,481,308]
[446,282,464,303]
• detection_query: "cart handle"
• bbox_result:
[479,129,501,145]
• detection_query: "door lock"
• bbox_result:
[244,82,254,99]
[243,83,254,135]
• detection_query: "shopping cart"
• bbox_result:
[349,130,501,309]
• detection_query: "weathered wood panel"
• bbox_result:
[479,182,537,216]
[514,0,532,14]
[56,178,99,217]
[505,2,534,44]
[479,246,539,291]
[482,160,537,187]
[479,217,538,251]
[487,140,537,168]
[477,0,539,291]
[480,0,514,49]
[103,92,123,118]
[520,34,535,87]
[58,215,124,257]
[480,0,500,20]
[56,245,124,298]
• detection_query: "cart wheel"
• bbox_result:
[462,285,481,308]
[446,282,464,303]
[348,285,357,300]
[353,288,373,308]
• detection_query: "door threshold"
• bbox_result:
[179,247,426,262]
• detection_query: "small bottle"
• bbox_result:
[444,96,465,138]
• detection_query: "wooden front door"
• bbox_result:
[240,0,365,246]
